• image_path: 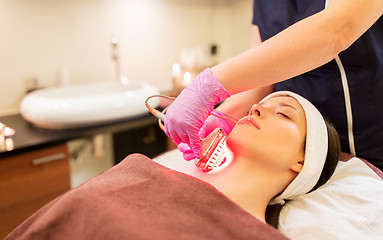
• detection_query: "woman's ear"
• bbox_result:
[290,160,303,173]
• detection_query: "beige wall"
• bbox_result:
[0,0,252,116]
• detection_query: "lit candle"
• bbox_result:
[172,63,181,75]
[172,62,183,93]
[5,138,14,151]
[183,72,192,86]
[1,126,15,152]
[4,127,15,138]
[172,63,182,81]
[0,122,4,133]
[0,123,5,151]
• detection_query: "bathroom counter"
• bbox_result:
[0,113,159,159]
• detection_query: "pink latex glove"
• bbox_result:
[178,112,235,161]
[199,110,235,138]
[165,68,230,159]
[177,143,195,161]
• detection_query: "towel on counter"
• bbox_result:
[5,153,288,240]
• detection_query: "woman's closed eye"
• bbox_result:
[277,112,290,119]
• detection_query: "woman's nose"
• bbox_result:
[250,104,264,118]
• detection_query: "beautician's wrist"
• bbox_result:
[196,68,230,106]
[211,64,234,94]
[212,110,238,127]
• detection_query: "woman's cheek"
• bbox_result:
[228,126,265,158]
[226,126,252,153]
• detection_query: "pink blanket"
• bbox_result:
[6,153,288,240]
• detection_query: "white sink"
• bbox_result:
[20,81,160,129]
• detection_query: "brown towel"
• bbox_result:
[6,153,288,240]
[340,152,383,180]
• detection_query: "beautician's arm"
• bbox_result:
[215,26,273,120]
[212,0,383,94]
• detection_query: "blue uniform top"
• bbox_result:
[253,0,383,170]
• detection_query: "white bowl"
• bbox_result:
[20,81,159,129]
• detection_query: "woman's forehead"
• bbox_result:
[263,95,300,107]
[263,95,306,120]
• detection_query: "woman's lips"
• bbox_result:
[237,117,261,130]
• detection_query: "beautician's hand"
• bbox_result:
[177,143,195,161]
[177,113,234,160]
[165,68,230,159]
[199,111,234,138]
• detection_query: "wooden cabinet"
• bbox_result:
[0,144,70,239]
[113,123,172,164]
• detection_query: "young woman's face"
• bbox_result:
[226,95,307,171]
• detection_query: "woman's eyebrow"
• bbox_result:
[258,98,300,114]
[279,102,300,114]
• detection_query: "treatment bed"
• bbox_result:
[5,150,383,240]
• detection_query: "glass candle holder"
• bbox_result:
[0,124,15,151]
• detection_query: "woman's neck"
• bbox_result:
[199,156,279,222]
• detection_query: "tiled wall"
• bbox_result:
[0,0,252,116]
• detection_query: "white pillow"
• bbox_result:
[279,157,383,240]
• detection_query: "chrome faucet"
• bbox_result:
[111,37,121,82]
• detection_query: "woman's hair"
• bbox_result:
[265,118,341,229]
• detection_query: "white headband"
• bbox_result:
[261,91,328,205]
